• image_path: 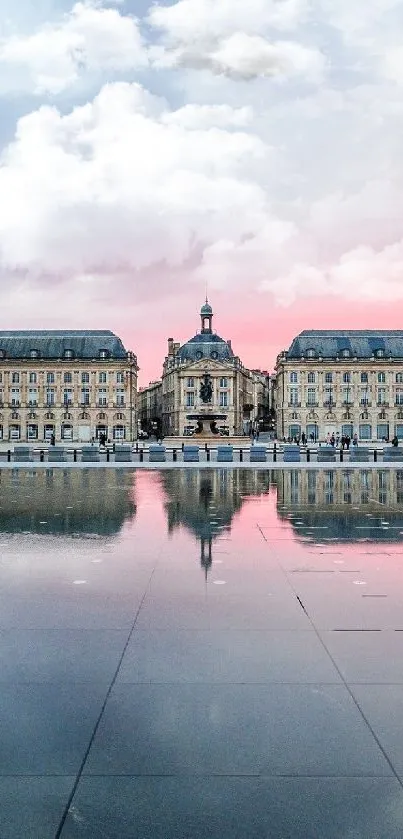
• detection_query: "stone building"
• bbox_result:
[159,301,259,437]
[275,330,403,443]
[138,380,163,436]
[0,330,138,443]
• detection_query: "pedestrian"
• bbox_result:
[341,435,345,449]
[336,434,340,448]
[301,432,306,446]
[330,433,335,447]
[346,435,351,450]
[392,435,399,447]
[353,433,358,447]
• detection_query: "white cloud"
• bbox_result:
[148,0,323,82]
[153,33,325,82]
[162,104,253,129]
[0,1,147,95]
[0,82,270,279]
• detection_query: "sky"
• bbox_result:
[1,0,403,385]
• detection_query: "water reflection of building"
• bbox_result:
[275,469,403,541]
[162,469,270,576]
[0,468,136,536]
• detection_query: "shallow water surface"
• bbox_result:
[1,467,403,838]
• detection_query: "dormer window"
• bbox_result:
[375,348,384,358]
[341,348,351,358]
[99,349,109,359]
[306,348,316,358]
[30,349,39,359]
[64,349,74,359]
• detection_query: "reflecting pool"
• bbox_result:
[1,468,403,838]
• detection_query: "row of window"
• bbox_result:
[186,377,229,388]
[0,372,126,385]
[290,372,403,383]
[186,393,229,407]
[1,388,126,406]
[0,424,127,441]
[0,349,113,360]
[302,348,387,359]
[289,423,403,440]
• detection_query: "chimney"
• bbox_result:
[168,338,174,356]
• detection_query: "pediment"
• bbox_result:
[179,358,233,374]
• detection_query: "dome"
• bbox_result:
[177,332,234,363]
[200,301,213,315]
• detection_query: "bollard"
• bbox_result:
[135,442,139,454]
[173,448,177,462]
[307,447,310,463]
[140,448,144,463]
[374,449,377,462]
[205,442,208,452]
[113,442,115,454]
[182,442,184,452]
[106,448,110,462]
[340,448,343,462]
[40,450,44,463]
[7,449,11,462]
[73,449,77,462]
[273,443,277,463]
[207,448,210,462]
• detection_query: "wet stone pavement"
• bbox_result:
[1,467,403,837]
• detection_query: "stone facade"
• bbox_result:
[138,380,163,436]
[160,303,257,437]
[275,330,403,442]
[0,330,138,443]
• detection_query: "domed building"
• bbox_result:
[142,300,266,438]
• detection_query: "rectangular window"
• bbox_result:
[98,388,107,406]
[377,389,387,405]
[99,372,107,384]
[307,372,315,383]
[46,388,55,406]
[11,388,20,406]
[378,372,386,383]
[377,423,389,440]
[81,373,90,384]
[361,373,368,383]
[219,377,228,388]
[219,392,228,407]
[307,387,316,405]
[116,388,125,406]
[325,373,333,383]
[0,374,2,383]
[360,389,369,405]
[28,372,36,384]
[116,372,125,384]
[46,372,55,384]
[11,372,19,384]
[28,388,38,406]
[113,425,126,440]
[63,388,73,405]
[359,423,372,440]
[396,373,403,383]
[343,372,351,383]
[396,389,403,405]
[187,377,194,388]
[289,424,301,440]
[342,423,354,438]
[186,392,195,407]
[64,372,72,384]
[289,372,298,383]
[81,387,90,405]
[289,387,299,405]
[324,387,334,404]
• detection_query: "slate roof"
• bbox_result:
[287,330,403,360]
[0,330,127,359]
[176,331,234,362]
